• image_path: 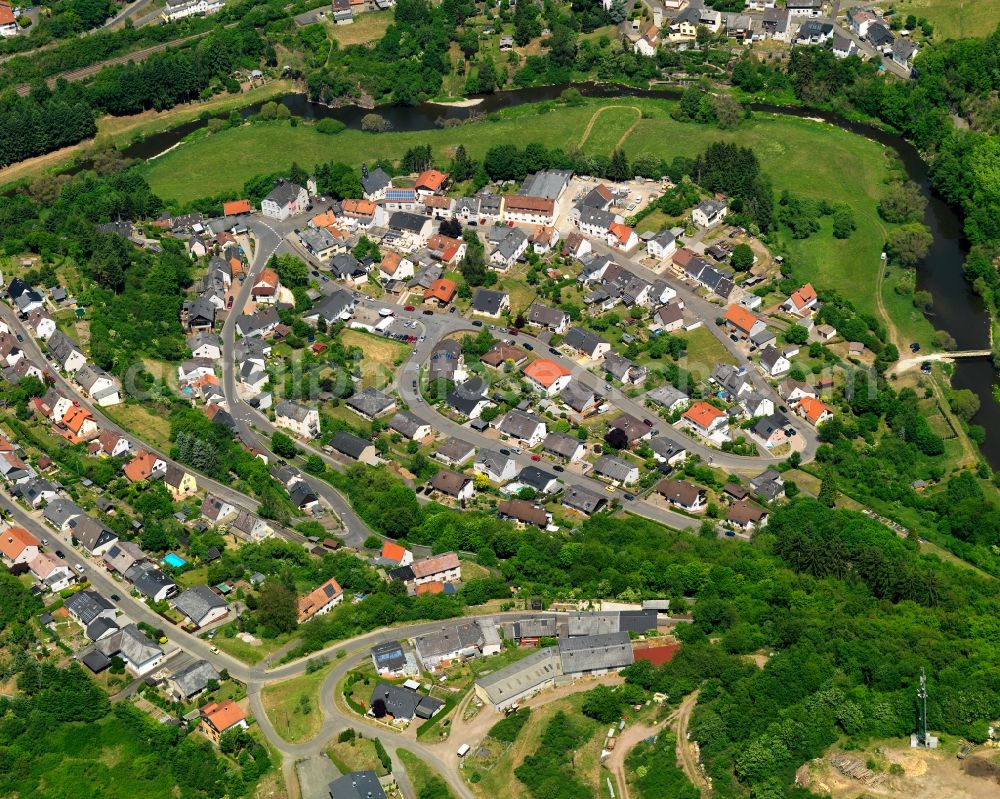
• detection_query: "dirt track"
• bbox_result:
[674,690,711,797]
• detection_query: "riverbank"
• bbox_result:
[140,95,930,337]
[0,79,298,190]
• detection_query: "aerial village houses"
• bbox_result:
[298,577,344,623]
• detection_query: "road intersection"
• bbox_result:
[2,212,819,798]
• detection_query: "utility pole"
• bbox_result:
[917,668,928,747]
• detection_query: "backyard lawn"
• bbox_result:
[676,326,736,374]
[327,736,390,776]
[340,328,409,387]
[327,9,394,47]
[103,403,173,452]
[261,661,336,743]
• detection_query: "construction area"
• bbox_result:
[799,744,1000,799]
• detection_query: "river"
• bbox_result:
[108,82,996,466]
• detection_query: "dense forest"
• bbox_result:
[609,498,1000,797]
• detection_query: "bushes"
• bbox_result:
[487,708,531,742]
[372,737,392,772]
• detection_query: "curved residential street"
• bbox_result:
[3,209,816,798]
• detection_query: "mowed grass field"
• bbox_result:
[893,0,1000,40]
[142,97,927,338]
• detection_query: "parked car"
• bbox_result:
[110,594,121,602]
[56,550,65,559]
[404,305,415,311]
[523,343,534,351]
[508,328,518,335]
[499,448,510,455]
[549,347,560,356]
[531,454,541,461]
[423,309,434,315]
[472,320,483,327]
[553,465,564,472]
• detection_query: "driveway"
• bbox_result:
[296,754,341,799]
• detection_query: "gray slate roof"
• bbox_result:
[558,632,634,674]
[170,659,221,698]
[173,584,227,624]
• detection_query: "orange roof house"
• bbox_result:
[797,395,832,425]
[124,450,159,483]
[341,199,377,217]
[380,252,404,276]
[62,406,94,435]
[415,169,448,193]
[0,527,40,564]
[724,304,762,335]
[682,401,728,434]
[381,540,409,564]
[229,257,244,277]
[311,210,338,228]
[200,700,248,743]
[427,234,464,264]
[423,278,457,305]
[608,221,635,247]
[522,358,571,391]
[223,199,252,216]
[785,283,818,315]
[297,577,343,623]
[0,5,15,25]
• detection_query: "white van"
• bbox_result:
[457,744,471,758]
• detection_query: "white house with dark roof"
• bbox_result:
[692,199,728,228]
[172,584,228,628]
[261,181,308,220]
[474,449,517,483]
[497,410,547,447]
[275,400,321,439]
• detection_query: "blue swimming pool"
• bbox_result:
[164,552,186,568]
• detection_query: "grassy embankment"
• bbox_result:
[261,660,336,743]
[0,79,298,189]
[892,0,1000,40]
[142,97,931,346]
[397,750,457,798]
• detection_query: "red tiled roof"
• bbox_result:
[0,527,39,561]
[504,195,554,214]
[724,304,760,333]
[223,199,251,216]
[423,278,457,303]
[201,700,246,733]
[608,221,634,246]
[415,169,448,192]
[297,577,343,622]
[381,541,408,563]
[798,395,832,423]
[683,401,726,428]
[522,358,570,388]
[124,450,157,482]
